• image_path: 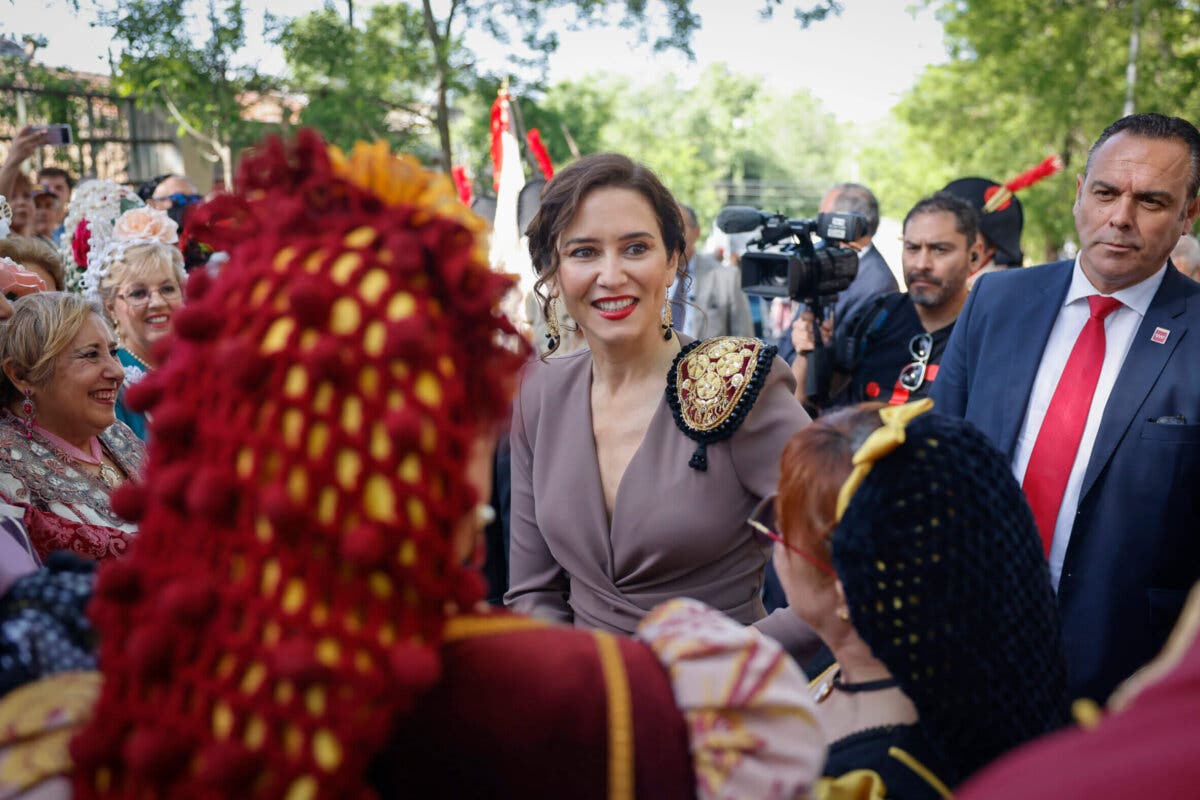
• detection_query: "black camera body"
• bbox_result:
[716,206,867,306]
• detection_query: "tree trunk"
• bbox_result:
[1123,0,1140,116]
[219,140,233,189]
[434,75,452,171]
[421,0,453,171]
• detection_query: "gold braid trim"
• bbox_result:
[594,631,634,800]
[0,672,101,792]
[887,746,953,799]
[814,770,888,800]
[442,613,550,642]
[835,399,934,521]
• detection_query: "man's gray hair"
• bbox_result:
[828,182,880,238]
[1172,233,1200,262]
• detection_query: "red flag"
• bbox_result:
[490,89,511,191]
[451,165,473,206]
[526,129,554,180]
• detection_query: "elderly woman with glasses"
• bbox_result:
[92,210,186,440]
[752,399,1070,797]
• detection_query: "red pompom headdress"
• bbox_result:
[72,130,530,799]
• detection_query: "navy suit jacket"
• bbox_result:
[933,260,1200,702]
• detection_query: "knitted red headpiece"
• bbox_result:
[71,130,529,799]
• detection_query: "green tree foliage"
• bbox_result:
[760,0,843,28]
[601,65,845,226]
[449,72,620,190]
[99,0,272,186]
[271,3,444,157]
[0,43,93,176]
[855,118,957,227]
[447,64,845,229]
[881,0,1200,260]
[417,0,703,170]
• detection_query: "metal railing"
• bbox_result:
[0,82,181,184]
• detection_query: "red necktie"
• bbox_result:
[1022,295,1123,555]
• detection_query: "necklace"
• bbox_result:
[814,666,899,703]
[121,346,153,372]
[833,672,899,694]
[31,422,123,488]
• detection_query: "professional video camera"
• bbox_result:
[715,205,867,312]
[717,205,869,405]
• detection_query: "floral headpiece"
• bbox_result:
[80,206,179,304]
[73,130,529,799]
[59,179,144,294]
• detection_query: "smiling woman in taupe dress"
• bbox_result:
[505,153,815,654]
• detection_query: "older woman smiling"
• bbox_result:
[0,292,143,560]
[97,240,185,439]
[85,206,185,440]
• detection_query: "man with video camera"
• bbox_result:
[803,192,984,407]
[777,183,897,365]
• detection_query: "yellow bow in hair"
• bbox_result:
[834,398,935,522]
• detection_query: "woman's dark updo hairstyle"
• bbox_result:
[525,153,687,355]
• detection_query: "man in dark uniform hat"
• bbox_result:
[943,176,1024,286]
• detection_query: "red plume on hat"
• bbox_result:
[983,155,1064,213]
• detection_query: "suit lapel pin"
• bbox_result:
[1151,327,1170,344]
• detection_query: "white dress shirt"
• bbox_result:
[1012,257,1166,590]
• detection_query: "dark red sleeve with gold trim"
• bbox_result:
[373,616,695,800]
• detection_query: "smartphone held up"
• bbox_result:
[35,124,73,146]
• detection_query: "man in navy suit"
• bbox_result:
[933,113,1200,703]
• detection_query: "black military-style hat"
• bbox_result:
[943,177,1024,266]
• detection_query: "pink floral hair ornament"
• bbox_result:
[80,206,179,305]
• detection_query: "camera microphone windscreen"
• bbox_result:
[716,206,768,234]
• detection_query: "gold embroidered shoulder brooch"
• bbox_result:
[666,336,777,471]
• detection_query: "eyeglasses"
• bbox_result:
[116,284,181,308]
[747,494,838,577]
[898,332,934,392]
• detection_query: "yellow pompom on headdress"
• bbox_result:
[72,130,530,799]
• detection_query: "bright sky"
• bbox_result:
[10,0,946,125]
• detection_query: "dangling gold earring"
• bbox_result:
[661,299,673,340]
[544,296,561,351]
